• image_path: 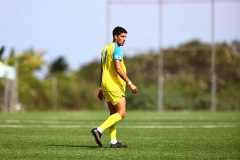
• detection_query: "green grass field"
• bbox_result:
[0,111,239,160]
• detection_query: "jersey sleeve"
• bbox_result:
[113,45,123,61]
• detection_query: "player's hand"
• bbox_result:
[129,84,138,94]
[97,90,103,101]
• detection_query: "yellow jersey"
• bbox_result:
[101,42,126,93]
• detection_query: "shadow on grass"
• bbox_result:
[47,144,108,149]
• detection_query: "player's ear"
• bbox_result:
[114,35,118,41]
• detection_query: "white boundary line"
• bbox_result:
[0,124,237,129]
[0,119,238,128]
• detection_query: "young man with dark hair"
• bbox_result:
[91,26,138,148]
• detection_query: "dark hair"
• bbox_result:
[112,26,127,37]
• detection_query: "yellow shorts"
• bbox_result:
[103,91,125,105]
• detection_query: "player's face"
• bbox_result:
[114,33,127,46]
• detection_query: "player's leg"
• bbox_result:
[98,106,122,132]
[110,97,127,148]
[108,101,118,145]
[97,92,124,132]
[115,97,126,118]
[92,92,125,147]
[92,103,121,147]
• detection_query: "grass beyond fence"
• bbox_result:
[0,111,239,160]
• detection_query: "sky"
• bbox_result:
[0,0,240,72]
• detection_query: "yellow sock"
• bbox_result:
[100,113,122,132]
[109,124,117,140]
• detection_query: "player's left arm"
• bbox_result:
[114,60,138,93]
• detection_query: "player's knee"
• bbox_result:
[120,112,126,119]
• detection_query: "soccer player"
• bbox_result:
[91,26,138,148]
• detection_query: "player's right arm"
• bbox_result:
[97,59,103,101]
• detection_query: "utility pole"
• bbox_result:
[10,61,18,112]
[3,75,9,112]
[157,0,164,111]
[211,0,217,112]
[52,77,58,110]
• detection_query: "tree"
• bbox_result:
[0,46,4,61]
[48,56,68,76]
